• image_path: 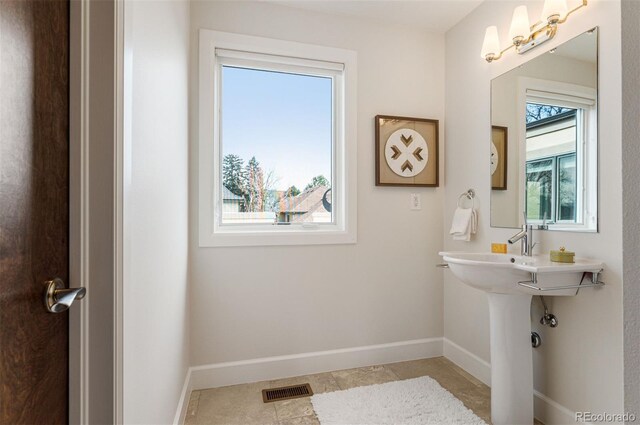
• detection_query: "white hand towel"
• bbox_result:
[450,207,477,241]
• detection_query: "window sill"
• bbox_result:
[199,227,357,247]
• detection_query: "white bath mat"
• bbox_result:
[311,376,487,425]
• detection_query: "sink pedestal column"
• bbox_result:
[487,293,533,425]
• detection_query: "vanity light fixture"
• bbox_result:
[480,0,587,63]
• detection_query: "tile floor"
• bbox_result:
[183,356,493,425]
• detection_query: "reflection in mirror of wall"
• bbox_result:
[490,27,598,232]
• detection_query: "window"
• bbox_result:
[219,64,333,225]
[523,89,596,231]
[198,30,357,247]
[525,106,580,224]
[526,153,577,223]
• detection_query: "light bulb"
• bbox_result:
[541,0,568,24]
[480,26,501,61]
[508,6,530,45]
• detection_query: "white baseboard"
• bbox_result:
[442,338,585,425]
[534,390,592,425]
[174,337,586,425]
[443,338,492,386]
[190,337,443,390]
[173,369,193,425]
[173,337,443,423]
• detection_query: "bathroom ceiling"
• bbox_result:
[270,0,484,33]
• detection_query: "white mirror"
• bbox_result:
[490,27,598,232]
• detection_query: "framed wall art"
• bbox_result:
[491,125,508,190]
[375,115,439,187]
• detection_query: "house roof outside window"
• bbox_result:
[279,185,331,222]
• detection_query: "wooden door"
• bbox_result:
[0,1,70,423]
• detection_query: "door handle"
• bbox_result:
[44,278,86,313]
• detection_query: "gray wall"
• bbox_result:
[622,0,640,420]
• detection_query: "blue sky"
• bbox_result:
[221,66,332,191]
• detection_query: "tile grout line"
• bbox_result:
[328,370,345,391]
[382,364,401,381]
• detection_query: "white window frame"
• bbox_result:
[198,30,357,247]
[517,77,597,232]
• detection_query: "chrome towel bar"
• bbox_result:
[517,270,604,292]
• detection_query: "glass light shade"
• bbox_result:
[480,26,501,59]
[508,6,531,42]
[541,0,568,22]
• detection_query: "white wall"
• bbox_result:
[621,0,640,417]
[189,1,445,367]
[445,0,623,419]
[123,1,191,423]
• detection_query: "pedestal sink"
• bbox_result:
[439,252,604,425]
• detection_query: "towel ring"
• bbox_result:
[457,189,475,209]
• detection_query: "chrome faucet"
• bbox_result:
[508,224,535,256]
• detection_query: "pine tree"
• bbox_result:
[222,154,247,197]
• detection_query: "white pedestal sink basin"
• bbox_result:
[439,252,603,425]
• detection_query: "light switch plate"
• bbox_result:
[410,193,421,210]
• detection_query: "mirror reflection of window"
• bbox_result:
[526,158,553,222]
[525,103,579,225]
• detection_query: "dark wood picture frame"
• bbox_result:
[491,125,508,190]
[375,115,439,187]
